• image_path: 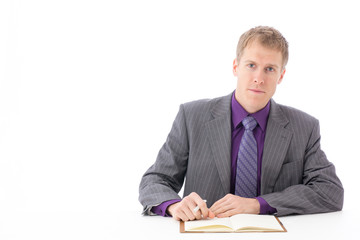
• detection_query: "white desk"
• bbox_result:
[0,210,357,240]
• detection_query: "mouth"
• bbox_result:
[248,89,265,94]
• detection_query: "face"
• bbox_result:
[233,41,286,113]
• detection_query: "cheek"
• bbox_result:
[237,72,252,85]
[266,81,278,95]
[266,76,281,87]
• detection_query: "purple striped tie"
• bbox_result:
[235,116,258,198]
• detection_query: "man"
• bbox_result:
[139,26,344,221]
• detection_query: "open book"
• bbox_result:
[180,214,286,233]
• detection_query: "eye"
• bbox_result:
[266,67,275,72]
[248,63,256,68]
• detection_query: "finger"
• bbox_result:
[210,198,227,215]
[209,200,220,213]
[183,204,197,221]
[188,193,208,219]
[213,200,235,216]
[171,206,188,222]
[214,205,229,216]
[171,199,195,222]
[210,194,229,212]
[196,200,209,219]
[178,211,190,222]
[172,215,180,221]
[208,210,215,219]
[182,195,199,221]
[217,208,238,218]
[190,204,203,220]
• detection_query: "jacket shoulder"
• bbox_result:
[181,93,232,118]
[274,102,319,132]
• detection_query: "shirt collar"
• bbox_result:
[231,92,270,131]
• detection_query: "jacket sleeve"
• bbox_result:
[138,104,188,215]
[260,120,344,216]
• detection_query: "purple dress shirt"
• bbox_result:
[230,93,276,214]
[151,93,277,216]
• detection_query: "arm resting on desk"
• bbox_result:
[260,120,344,216]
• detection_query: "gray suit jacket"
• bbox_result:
[139,93,344,216]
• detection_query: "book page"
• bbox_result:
[184,217,233,232]
[230,214,284,231]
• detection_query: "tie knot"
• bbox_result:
[242,116,257,131]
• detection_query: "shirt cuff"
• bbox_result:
[150,199,181,217]
[256,197,277,215]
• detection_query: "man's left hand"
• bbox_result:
[210,194,260,218]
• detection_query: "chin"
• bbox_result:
[248,99,268,112]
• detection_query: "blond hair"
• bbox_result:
[236,26,289,69]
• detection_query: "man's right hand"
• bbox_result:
[167,192,215,221]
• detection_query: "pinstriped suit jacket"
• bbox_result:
[139,93,344,216]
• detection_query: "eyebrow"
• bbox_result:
[266,63,280,69]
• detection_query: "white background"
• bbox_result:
[1,0,359,216]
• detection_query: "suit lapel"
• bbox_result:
[261,99,293,195]
[204,96,293,195]
[205,93,232,195]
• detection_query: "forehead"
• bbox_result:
[241,41,283,67]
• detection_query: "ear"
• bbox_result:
[232,59,238,76]
[277,68,286,84]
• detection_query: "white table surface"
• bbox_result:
[0,209,357,240]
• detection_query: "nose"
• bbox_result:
[253,71,265,84]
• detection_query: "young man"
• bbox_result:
[139,26,344,221]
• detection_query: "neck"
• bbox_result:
[234,93,266,114]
